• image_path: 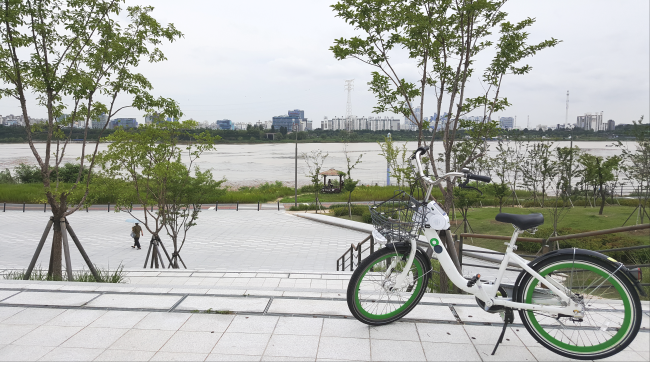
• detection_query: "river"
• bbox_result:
[0,140,638,187]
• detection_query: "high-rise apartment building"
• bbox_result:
[92,113,108,129]
[499,117,514,129]
[607,119,615,131]
[576,113,603,131]
[216,119,235,130]
[403,107,421,131]
[110,118,138,129]
[321,116,400,131]
[272,109,310,131]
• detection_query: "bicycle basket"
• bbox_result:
[369,191,427,243]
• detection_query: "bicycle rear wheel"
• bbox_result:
[516,254,642,360]
[347,246,431,326]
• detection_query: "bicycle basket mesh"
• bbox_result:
[369,191,427,242]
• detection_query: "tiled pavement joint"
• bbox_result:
[449,304,462,323]
[0,290,22,302]
[263,297,274,314]
[168,294,188,312]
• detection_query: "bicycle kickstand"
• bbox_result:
[491,308,514,356]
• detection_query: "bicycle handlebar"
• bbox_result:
[466,173,491,183]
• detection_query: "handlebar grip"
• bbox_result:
[410,145,430,160]
[466,173,491,183]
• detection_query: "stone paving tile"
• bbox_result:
[321,318,370,339]
[370,339,426,361]
[317,336,371,361]
[13,324,83,347]
[594,350,648,362]
[1,307,65,325]
[511,326,541,347]
[176,295,270,313]
[85,293,182,309]
[227,315,279,334]
[628,331,649,353]
[264,334,320,358]
[0,323,38,345]
[273,316,323,336]
[159,330,222,354]
[206,353,261,361]
[421,341,482,361]
[133,312,191,331]
[244,290,284,297]
[463,324,523,347]
[416,323,472,344]
[0,344,55,361]
[2,291,97,307]
[95,349,155,361]
[150,351,208,361]
[211,332,271,356]
[0,291,18,301]
[369,322,420,341]
[132,287,173,293]
[88,310,148,329]
[38,346,105,361]
[474,344,537,361]
[168,288,209,294]
[205,289,247,296]
[180,313,235,333]
[404,304,457,322]
[282,291,322,298]
[526,346,582,362]
[454,305,510,324]
[108,329,176,352]
[0,306,24,322]
[269,298,350,316]
[261,355,316,361]
[46,309,107,327]
[59,285,99,292]
[60,327,128,349]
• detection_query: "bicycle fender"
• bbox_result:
[385,243,433,276]
[513,248,646,299]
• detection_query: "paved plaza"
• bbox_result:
[0,272,648,362]
[0,208,368,272]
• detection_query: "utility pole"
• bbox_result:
[294,122,298,207]
[387,133,391,186]
[345,80,354,131]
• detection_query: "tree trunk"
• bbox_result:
[599,184,606,215]
[439,268,449,294]
[47,219,63,280]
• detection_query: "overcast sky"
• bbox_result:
[2,0,648,128]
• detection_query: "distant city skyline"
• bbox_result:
[0,0,647,128]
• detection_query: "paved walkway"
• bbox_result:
[0,271,648,362]
[0,210,368,272]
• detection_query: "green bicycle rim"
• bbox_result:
[354,252,424,320]
[524,262,632,354]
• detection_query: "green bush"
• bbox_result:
[288,203,322,211]
[519,226,648,263]
[330,204,369,217]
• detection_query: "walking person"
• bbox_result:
[131,223,144,249]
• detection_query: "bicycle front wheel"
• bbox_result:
[516,254,642,360]
[347,246,431,326]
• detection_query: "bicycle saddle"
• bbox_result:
[495,213,544,230]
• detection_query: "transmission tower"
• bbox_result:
[345,80,354,131]
[565,90,569,127]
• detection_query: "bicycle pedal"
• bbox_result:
[467,274,481,288]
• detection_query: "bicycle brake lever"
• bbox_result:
[459,179,483,195]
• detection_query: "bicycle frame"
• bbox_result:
[409,150,583,318]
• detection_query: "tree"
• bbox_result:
[302,150,329,212]
[579,153,622,215]
[488,141,512,212]
[343,143,363,217]
[331,0,559,210]
[0,0,182,279]
[619,116,650,223]
[377,135,410,188]
[98,119,222,268]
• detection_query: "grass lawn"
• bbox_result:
[448,205,649,251]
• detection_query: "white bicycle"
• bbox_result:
[346,146,644,360]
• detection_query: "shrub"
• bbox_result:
[330,204,368,217]
[519,226,648,263]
